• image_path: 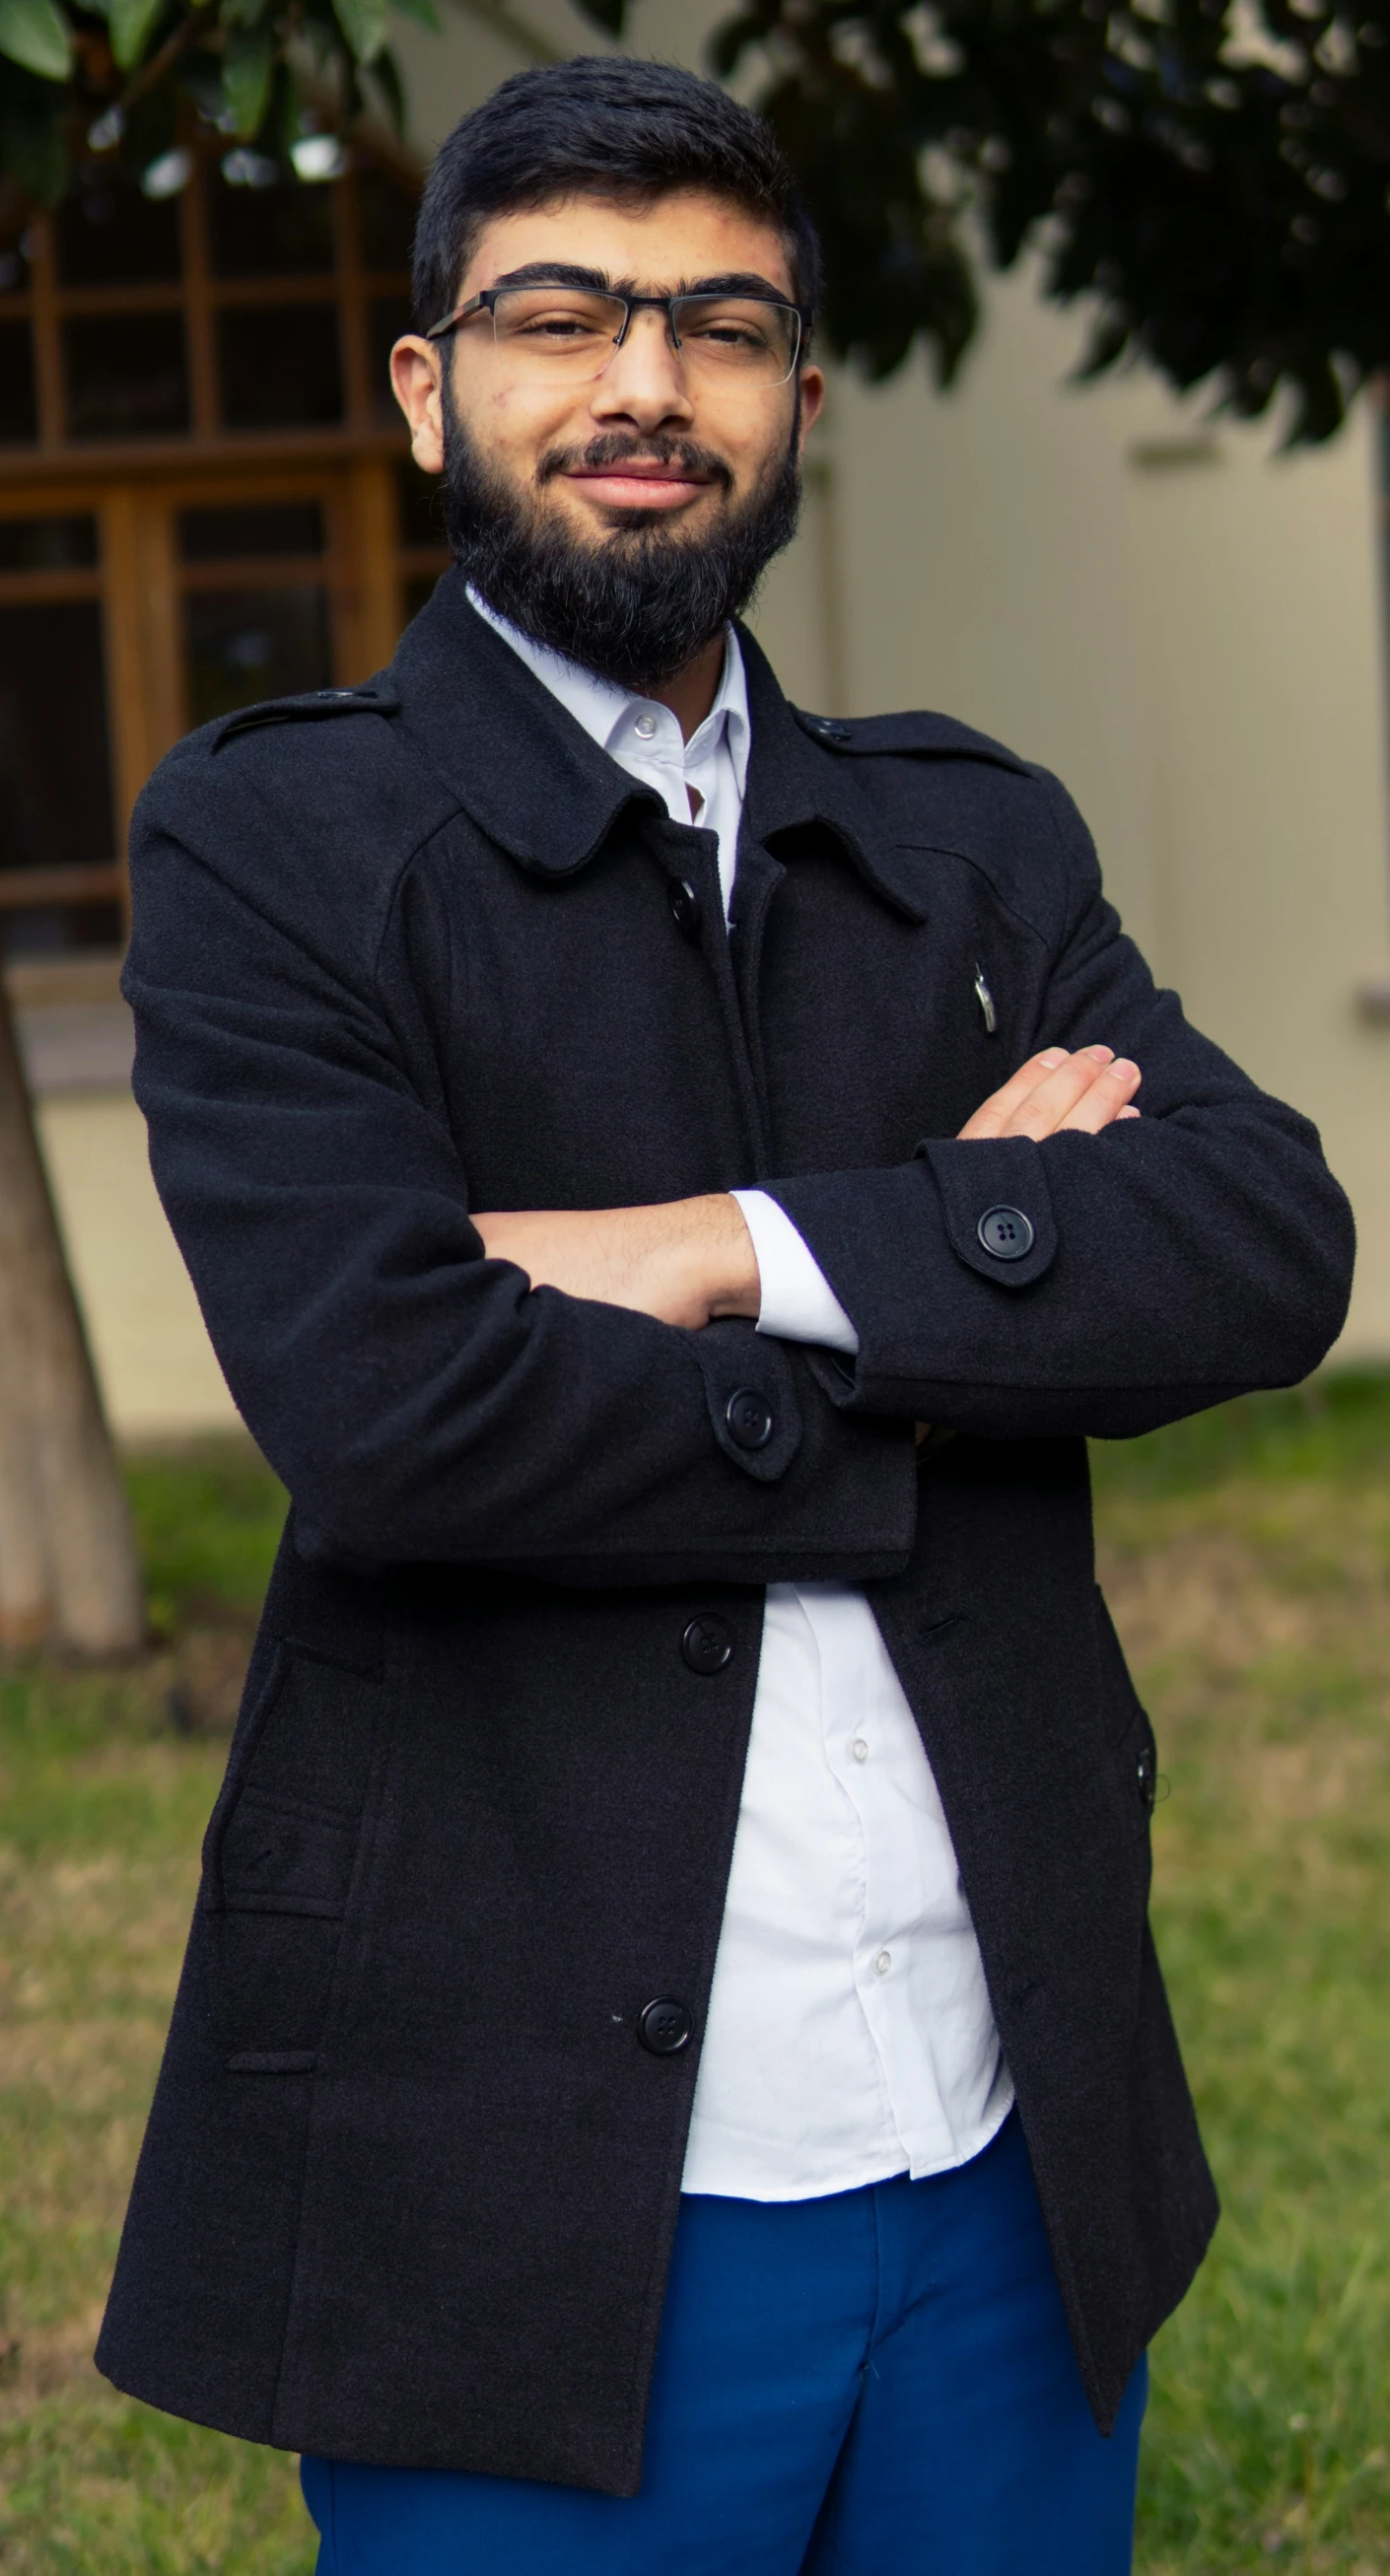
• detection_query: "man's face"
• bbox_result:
[390,188,824,684]
[395,188,823,541]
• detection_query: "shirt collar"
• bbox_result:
[466,586,749,801]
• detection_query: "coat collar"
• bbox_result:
[388,568,930,920]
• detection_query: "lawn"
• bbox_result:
[1,1385,1389,2571]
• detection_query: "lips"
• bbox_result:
[566,464,714,507]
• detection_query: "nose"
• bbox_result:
[589,307,695,430]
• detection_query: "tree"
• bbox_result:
[0,999,143,1654]
[3,0,1389,441]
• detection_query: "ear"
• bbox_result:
[390,336,446,475]
[795,363,825,450]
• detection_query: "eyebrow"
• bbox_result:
[490,262,795,303]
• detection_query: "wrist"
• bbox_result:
[702,1193,761,1323]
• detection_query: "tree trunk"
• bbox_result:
[0,987,144,1656]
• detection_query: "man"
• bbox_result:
[98,53,1354,2576]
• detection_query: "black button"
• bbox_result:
[805,714,852,744]
[638,1997,693,2055]
[682,1615,734,1674]
[1137,1742,1156,1812]
[726,1387,774,1450]
[976,1205,1035,1262]
[667,877,702,940]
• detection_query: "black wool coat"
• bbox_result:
[99,572,1355,2494]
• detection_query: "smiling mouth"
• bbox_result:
[564,461,717,508]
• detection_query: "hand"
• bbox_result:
[471,1193,761,1330]
[958,1045,1141,1141]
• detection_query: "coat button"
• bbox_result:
[682,1615,734,1674]
[726,1387,773,1449]
[667,877,702,940]
[638,1997,693,2054]
[976,1206,1035,1261]
[1137,1742,1156,1811]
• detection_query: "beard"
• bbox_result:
[439,378,802,690]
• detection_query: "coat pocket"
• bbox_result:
[205,1644,382,2066]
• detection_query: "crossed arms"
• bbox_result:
[473,1046,1144,1329]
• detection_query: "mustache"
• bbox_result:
[535,432,733,493]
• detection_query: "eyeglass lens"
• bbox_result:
[485,289,799,384]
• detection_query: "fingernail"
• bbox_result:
[1085,1045,1114,1063]
[1039,1049,1066,1069]
[1109,1059,1139,1079]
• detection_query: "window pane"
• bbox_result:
[183,585,331,727]
[64,313,189,438]
[396,458,447,551]
[0,225,30,292]
[358,167,416,272]
[369,293,411,425]
[4,899,124,960]
[179,503,324,561]
[209,173,334,279]
[55,179,181,287]
[0,321,36,443]
[0,601,114,871]
[218,306,342,430]
[0,515,98,572]
[402,572,442,624]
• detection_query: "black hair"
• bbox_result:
[411,55,822,344]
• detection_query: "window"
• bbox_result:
[0,152,450,961]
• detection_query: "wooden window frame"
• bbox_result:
[0,150,448,956]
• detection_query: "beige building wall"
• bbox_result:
[28,8,1390,1436]
[820,269,1390,1356]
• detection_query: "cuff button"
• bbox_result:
[977,1206,1035,1261]
[726,1387,774,1449]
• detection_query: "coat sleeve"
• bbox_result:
[123,809,916,1586]
[764,785,1355,1441]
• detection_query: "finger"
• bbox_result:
[998,1046,1119,1141]
[1115,1104,1142,1121]
[1055,1058,1142,1134]
[956,1048,1074,1141]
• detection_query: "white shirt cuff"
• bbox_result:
[730,1189,861,1356]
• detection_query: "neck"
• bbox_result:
[635,631,727,742]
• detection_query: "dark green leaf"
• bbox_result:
[0,68,65,189]
[0,0,70,84]
[222,24,272,133]
[332,0,384,64]
[573,0,628,31]
[389,0,440,33]
[107,0,164,70]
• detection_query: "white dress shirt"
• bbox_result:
[469,591,1012,2198]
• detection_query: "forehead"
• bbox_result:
[457,189,796,300]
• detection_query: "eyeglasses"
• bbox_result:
[425,284,803,388]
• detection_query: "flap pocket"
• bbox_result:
[221,1787,358,1915]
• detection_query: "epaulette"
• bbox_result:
[212,677,400,751]
[792,706,1030,775]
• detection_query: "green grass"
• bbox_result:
[2,1400,1390,2568]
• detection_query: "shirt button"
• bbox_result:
[852,1738,869,1763]
[634,711,658,739]
[873,1950,892,1977]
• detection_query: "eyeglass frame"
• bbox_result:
[423,279,807,383]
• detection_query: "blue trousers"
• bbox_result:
[302,2112,1146,2575]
